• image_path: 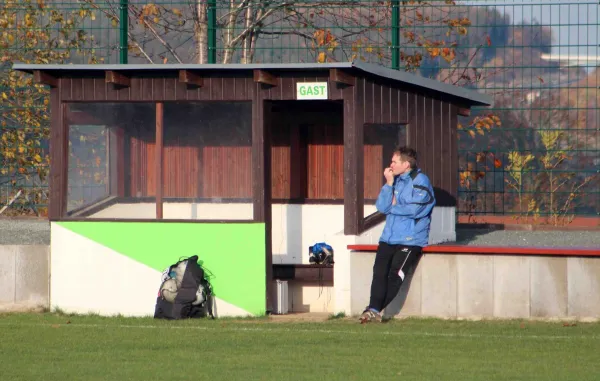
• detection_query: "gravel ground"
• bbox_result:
[0,220,51,245]
[0,220,598,248]
[455,229,600,248]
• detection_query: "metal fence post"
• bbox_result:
[391,0,400,70]
[120,0,128,64]
[208,0,217,64]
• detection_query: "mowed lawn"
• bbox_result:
[1,313,599,381]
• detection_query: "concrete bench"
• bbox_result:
[346,244,600,320]
[348,244,600,256]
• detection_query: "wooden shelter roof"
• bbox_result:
[13,60,493,107]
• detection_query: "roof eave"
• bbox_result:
[351,60,493,107]
[11,61,493,107]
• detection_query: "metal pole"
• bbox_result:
[207,0,217,64]
[391,0,400,70]
[119,0,128,64]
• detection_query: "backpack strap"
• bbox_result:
[206,285,215,319]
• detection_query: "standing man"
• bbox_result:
[360,146,435,323]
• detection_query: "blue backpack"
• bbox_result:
[309,242,334,265]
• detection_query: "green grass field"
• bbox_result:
[1,313,599,381]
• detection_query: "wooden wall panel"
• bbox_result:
[271,123,292,200]
[202,146,252,198]
[306,124,344,199]
[162,145,198,198]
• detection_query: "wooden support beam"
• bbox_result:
[253,96,273,312]
[330,69,355,86]
[178,70,204,89]
[253,70,277,87]
[33,70,58,88]
[155,102,164,220]
[458,107,470,117]
[343,92,363,235]
[105,70,131,88]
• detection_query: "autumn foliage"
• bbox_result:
[0,0,98,215]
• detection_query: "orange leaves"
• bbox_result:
[460,152,503,189]
[441,47,455,63]
[312,29,338,64]
[427,47,440,58]
[403,31,416,43]
[459,169,486,188]
[314,29,335,47]
[445,16,471,37]
[420,38,457,64]
[465,113,502,139]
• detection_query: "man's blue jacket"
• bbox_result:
[375,168,436,248]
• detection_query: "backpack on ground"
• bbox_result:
[154,255,215,320]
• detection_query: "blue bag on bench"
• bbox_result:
[309,242,334,265]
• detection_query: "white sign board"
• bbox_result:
[296,82,328,100]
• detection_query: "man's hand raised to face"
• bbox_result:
[384,167,394,186]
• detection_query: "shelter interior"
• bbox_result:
[66,100,404,222]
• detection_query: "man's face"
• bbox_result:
[390,154,411,175]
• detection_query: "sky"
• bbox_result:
[464,0,599,59]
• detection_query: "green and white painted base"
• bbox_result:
[50,221,266,318]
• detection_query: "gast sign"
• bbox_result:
[296,82,328,100]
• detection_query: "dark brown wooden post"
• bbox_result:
[109,125,125,197]
[253,91,273,313]
[343,78,364,235]
[48,79,67,220]
[155,102,164,219]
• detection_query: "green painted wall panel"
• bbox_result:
[57,221,266,315]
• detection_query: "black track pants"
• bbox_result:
[368,242,423,312]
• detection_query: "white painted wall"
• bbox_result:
[89,202,456,314]
[91,202,254,220]
[357,207,457,245]
[50,223,254,318]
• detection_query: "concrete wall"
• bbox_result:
[0,245,49,312]
[3,241,600,320]
[349,251,600,321]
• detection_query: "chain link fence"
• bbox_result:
[1,0,598,223]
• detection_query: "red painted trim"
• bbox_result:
[347,244,600,257]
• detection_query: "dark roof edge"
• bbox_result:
[351,60,493,107]
[12,60,493,107]
[11,62,354,72]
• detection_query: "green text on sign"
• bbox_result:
[296,82,328,100]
